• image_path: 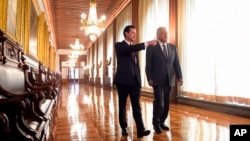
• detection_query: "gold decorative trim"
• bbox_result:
[31,0,42,15]
[28,0,40,58]
[5,0,24,44]
[37,11,51,67]
[15,0,24,44]
[43,0,57,50]
[43,21,49,66]
[19,0,26,46]
[49,45,55,71]
[0,0,7,31]
[24,0,31,54]
[37,12,45,61]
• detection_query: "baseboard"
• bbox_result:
[176,96,250,118]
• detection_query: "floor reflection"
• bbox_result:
[52,83,250,141]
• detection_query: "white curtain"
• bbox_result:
[138,0,169,89]
[106,24,114,80]
[114,3,132,79]
[93,43,97,78]
[115,3,132,42]
[88,45,94,77]
[178,0,250,105]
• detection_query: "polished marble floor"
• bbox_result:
[52,83,250,141]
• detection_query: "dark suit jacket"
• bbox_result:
[145,43,182,86]
[113,40,145,87]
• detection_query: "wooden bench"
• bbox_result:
[38,63,59,92]
[24,64,56,121]
[0,29,53,141]
[22,57,60,112]
[46,68,61,93]
[37,62,60,105]
[0,55,46,141]
[22,55,59,138]
[0,97,36,141]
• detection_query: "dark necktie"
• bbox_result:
[163,45,168,58]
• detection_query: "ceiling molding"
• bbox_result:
[43,0,57,49]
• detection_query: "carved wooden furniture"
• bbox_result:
[0,29,58,141]
[0,97,36,141]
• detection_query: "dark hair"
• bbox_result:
[123,25,135,38]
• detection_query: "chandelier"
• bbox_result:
[70,38,84,51]
[69,38,84,58]
[67,50,79,68]
[80,0,106,41]
[67,18,85,67]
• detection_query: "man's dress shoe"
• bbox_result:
[137,130,150,138]
[122,128,128,136]
[160,124,169,130]
[154,126,162,133]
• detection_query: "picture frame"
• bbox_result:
[6,0,17,36]
[29,0,38,57]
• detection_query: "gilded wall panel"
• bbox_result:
[43,21,49,66]
[29,0,39,58]
[37,12,45,61]
[50,46,55,71]
[0,0,7,31]
[6,0,24,43]
[24,0,31,54]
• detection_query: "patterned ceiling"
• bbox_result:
[44,0,131,53]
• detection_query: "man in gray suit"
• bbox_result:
[145,27,183,133]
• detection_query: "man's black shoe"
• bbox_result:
[160,124,169,130]
[122,128,128,136]
[153,126,162,134]
[137,130,150,138]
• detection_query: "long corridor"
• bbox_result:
[52,83,250,141]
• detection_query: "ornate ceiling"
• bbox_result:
[43,0,131,56]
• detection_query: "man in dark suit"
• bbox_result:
[145,27,183,133]
[113,25,157,138]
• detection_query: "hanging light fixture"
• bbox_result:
[80,0,106,41]
[70,20,84,51]
[67,51,79,67]
[68,51,79,59]
[70,38,84,51]
[68,20,84,64]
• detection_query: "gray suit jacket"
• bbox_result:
[145,43,182,86]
